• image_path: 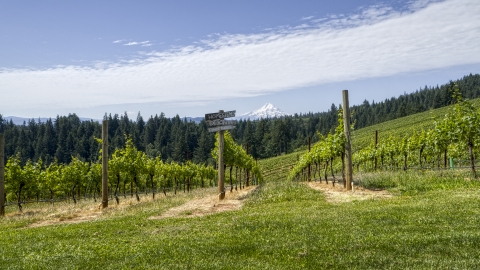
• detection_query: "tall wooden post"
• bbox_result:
[218,111,225,200]
[102,120,109,208]
[374,130,378,171]
[308,136,311,181]
[342,90,353,191]
[0,134,5,216]
[246,143,250,186]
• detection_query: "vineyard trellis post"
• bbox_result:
[246,142,250,186]
[375,130,378,171]
[308,136,311,181]
[342,90,353,190]
[0,134,5,216]
[102,120,109,208]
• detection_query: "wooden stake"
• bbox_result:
[102,120,109,208]
[375,130,378,171]
[246,142,250,186]
[218,111,225,200]
[308,136,311,181]
[0,134,4,216]
[342,90,353,191]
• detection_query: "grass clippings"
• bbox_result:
[150,185,257,219]
[306,180,392,203]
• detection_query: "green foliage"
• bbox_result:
[289,109,347,181]
[212,131,263,183]
[291,85,480,180]
[2,136,217,207]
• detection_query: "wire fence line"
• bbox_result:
[2,185,211,209]
[2,177,261,211]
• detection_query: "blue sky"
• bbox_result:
[1,0,480,119]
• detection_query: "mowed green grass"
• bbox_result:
[2,169,480,269]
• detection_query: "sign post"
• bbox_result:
[218,127,225,199]
[206,110,236,200]
[102,120,109,208]
[0,134,4,216]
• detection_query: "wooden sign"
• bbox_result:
[205,109,237,200]
[206,119,237,127]
[207,125,236,133]
[205,110,236,121]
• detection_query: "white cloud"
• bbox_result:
[124,40,151,46]
[301,16,314,21]
[1,0,479,112]
[113,40,124,43]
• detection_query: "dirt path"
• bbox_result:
[307,181,392,203]
[149,186,257,220]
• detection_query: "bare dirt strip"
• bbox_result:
[306,181,392,203]
[149,186,257,220]
[27,209,103,228]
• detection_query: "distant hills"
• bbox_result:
[3,103,288,126]
[3,116,99,125]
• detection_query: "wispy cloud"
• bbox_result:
[301,16,314,21]
[1,0,479,112]
[123,40,151,46]
[113,40,124,44]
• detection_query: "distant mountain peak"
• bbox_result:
[239,103,289,120]
[261,103,275,110]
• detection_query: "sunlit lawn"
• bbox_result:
[2,169,480,269]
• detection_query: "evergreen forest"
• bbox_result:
[1,73,479,166]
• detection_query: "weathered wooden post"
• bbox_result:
[218,126,225,199]
[0,134,5,216]
[342,90,353,191]
[375,130,378,171]
[102,120,109,208]
[246,142,250,187]
[308,136,311,181]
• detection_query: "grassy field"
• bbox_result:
[2,166,480,269]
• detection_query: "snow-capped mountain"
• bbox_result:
[238,103,289,120]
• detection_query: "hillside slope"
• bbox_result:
[259,97,480,181]
[351,97,480,150]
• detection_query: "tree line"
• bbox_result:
[1,74,479,166]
